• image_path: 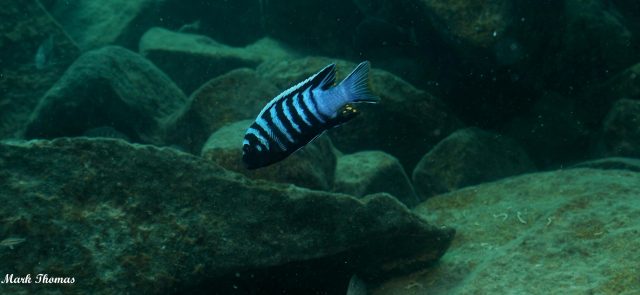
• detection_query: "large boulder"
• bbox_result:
[201,120,338,191]
[596,99,640,158]
[553,0,636,89]
[375,168,640,294]
[139,27,296,94]
[582,63,640,128]
[0,0,80,139]
[154,0,266,46]
[24,46,187,145]
[412,128,535,198]
[571,157,640,173]
[49,0,160,51]
[0,138,453,294]
[257,57,463,171]
[612,0,640,37]
[601,62,640,102]
[419,0,513,52]
[166,68,280,153]
[334,151,421,207]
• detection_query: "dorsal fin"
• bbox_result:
[309,63,336,90]
[257,63,336,118]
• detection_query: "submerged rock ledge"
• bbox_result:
[0,138,453,294]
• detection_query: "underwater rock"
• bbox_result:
[505,92,589,168]
[375,168,640,294]
[612,0,640,37]
[0,138,453,294]
[553,0,636,88]
[0,0,80,139]
[583,62,640,128]
[597,99,640,158]
[139,27,296,94]
[412,128,535,198]
[570,157,640,173]
[166,68,280,153]
[155,0,265,46]
[419,0,512,51]
[334,151,421,207]
[49,0,160,51]
[82,126,132,142]
[201,120,337,191]
[24,46,187,144]
[258,57,462,171]
[601,62,640,102]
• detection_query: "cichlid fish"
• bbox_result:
[242,61,379,169]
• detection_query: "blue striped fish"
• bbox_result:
[242,61,379,169]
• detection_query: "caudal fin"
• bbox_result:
[340,61,380,103]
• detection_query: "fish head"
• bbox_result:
[241,137,268,170]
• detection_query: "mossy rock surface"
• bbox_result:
[375,168,640,294]
[0,138,453,294]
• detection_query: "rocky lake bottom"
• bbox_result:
[2,0,640,294]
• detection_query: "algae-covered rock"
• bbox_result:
[258,57,462,170]
[0,138,452,294]
[597,99,640,158]
[334,151,421,207]
[412,128,535,198]
[201,120,338,191]
[166,68,280,153]
[419,0,512,51]
[374,169,640,294]
[24,46,187,144]
[0,0,80,139]
[139,27,296,94]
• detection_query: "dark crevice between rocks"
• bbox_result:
[176,227,454,295]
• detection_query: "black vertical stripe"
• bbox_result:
[298,92,322,126]
[245,133,262,149]
[266,106,291,151]
[252,122,279,151]
[275,99,297,137]
[286,96,310,134]
[307,89,329,122]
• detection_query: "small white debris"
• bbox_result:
[546,217,553,227]
[516,211,527,224]
[493,213,508,221]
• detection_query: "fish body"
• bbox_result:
[242,61,379,169]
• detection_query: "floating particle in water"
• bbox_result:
[494,37,525,65]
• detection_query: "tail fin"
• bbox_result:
[340,61,380,103]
